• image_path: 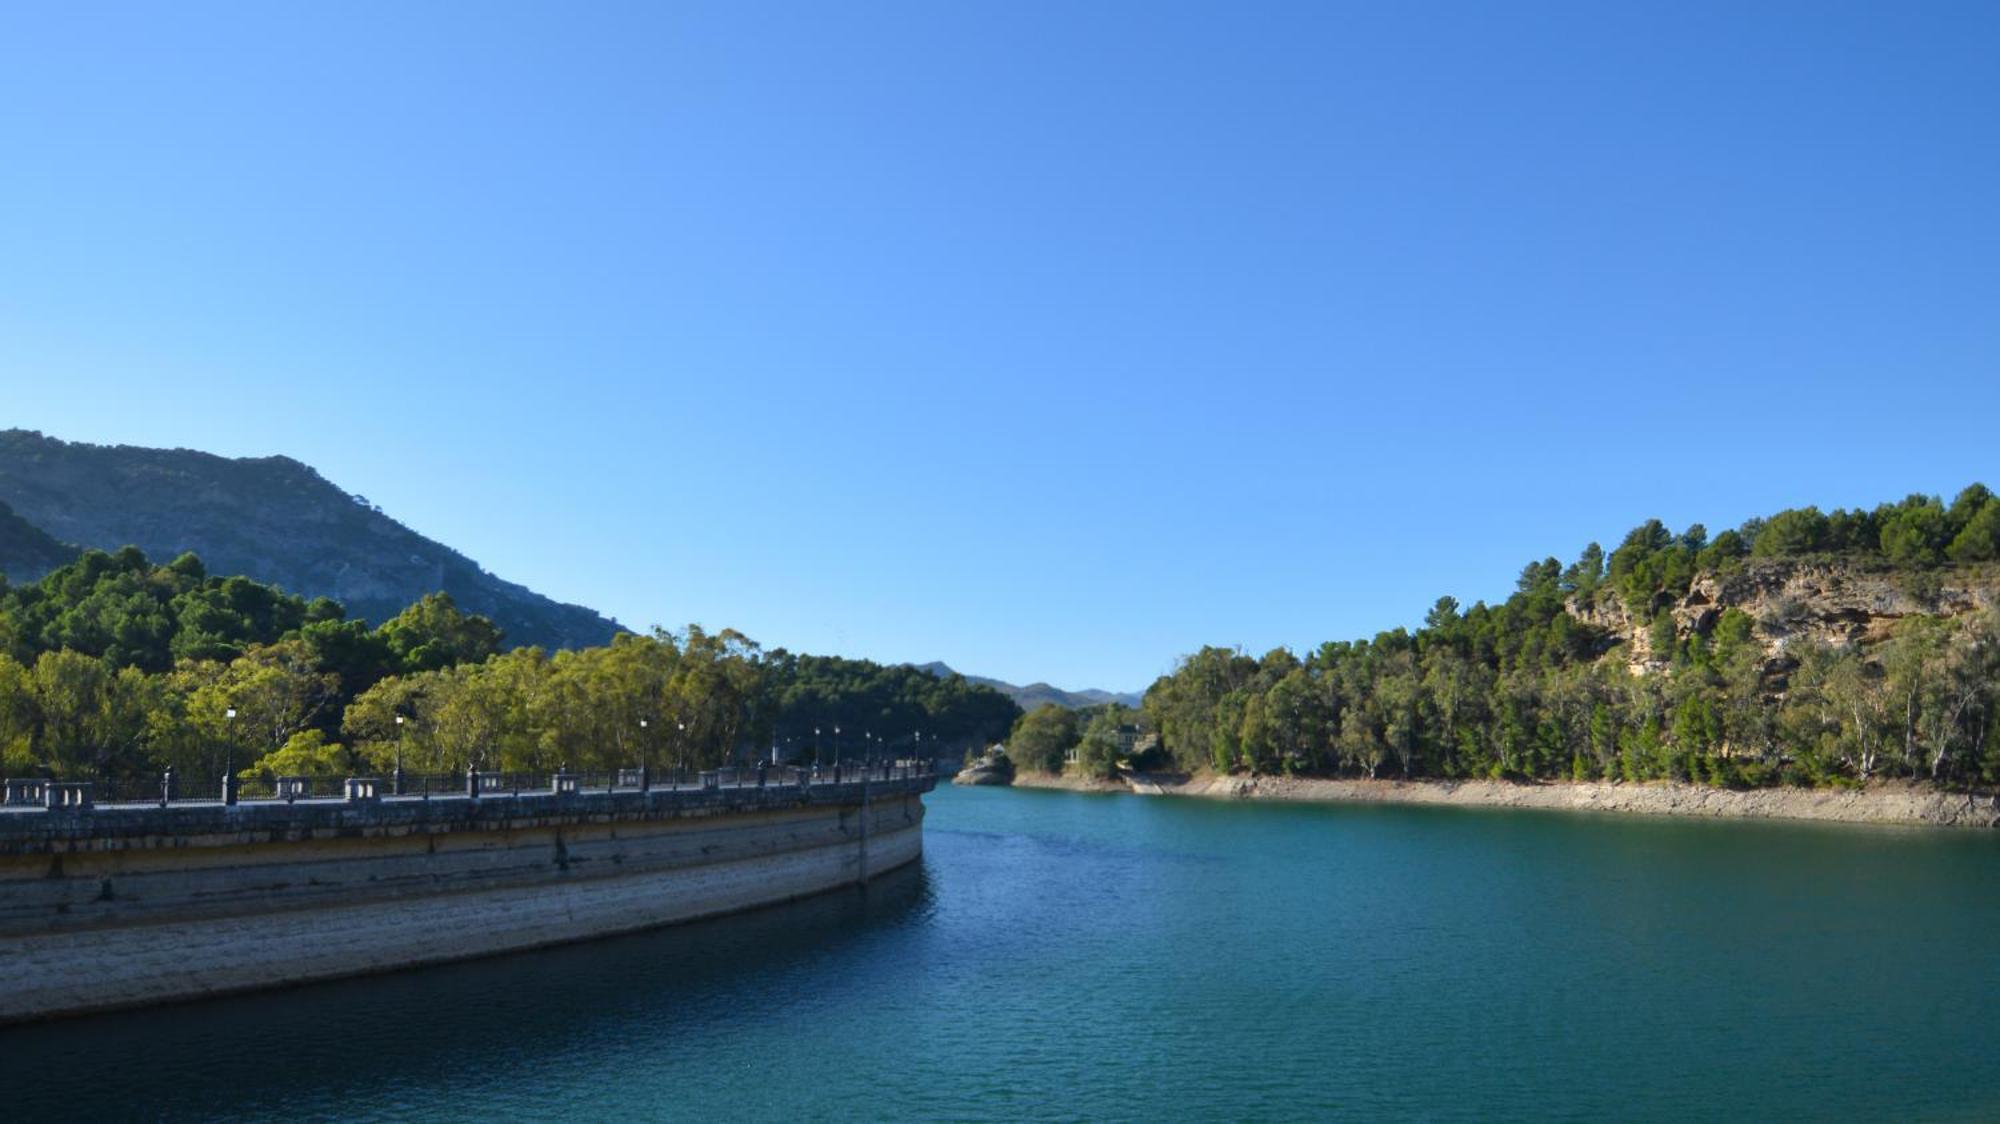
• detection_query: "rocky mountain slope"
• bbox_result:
[916,661,1141,710]
[0,430,622,649]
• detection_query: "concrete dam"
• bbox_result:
[0,764,935,1023]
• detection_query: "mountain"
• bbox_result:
[0,430,623,650]
[916,662,1142,711]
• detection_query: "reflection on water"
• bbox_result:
[5,863,930,1122]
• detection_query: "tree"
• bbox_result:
[1424,596,1462,631]
[1337,708,1385,780]
[1264,668,1331,773]
[1562,543,1605,596]
[1878,497,1950,568]
[1820,648,1889,779]
[379,593,503,673]
[1074,707,1127,779]
[1376,657,1420,777]
[0,655,35,773]
[25,651,155,781]
[240,729,350,780]
[1947,501,2000,563]
[187,639,342,771]
[1007,705,1079,774]
[1752,507,1829,558]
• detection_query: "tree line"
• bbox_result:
[1140,486,2000,789]
[0,548,1020,790]
[1004,703,1143,780]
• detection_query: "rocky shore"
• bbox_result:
[990,770,2000,829]
[1008,771,1128,794]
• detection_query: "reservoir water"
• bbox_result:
[7,785,1999,1121]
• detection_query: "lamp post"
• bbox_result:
[393,715,407,796]
[222,707,238,806]
[638,718,651,792]
[677,721,686,789]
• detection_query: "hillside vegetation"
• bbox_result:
[0,499,76,580]
[0,548,1018,790]
[1143,487,2000,789]
[0,430,621,650]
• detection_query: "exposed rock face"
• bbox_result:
[952,752,1016,786]
[1568,559,2000,674]
[0,430,624,650]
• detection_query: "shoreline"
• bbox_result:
[993,770,2000,829]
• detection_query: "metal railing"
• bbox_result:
[0,759,934,815]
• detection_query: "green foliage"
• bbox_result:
[1879,496,1950,568]
[379,593,503,673]
[1649,612,1680,665]
[1073,706,1130,779]
[0,546,1021,786]
[1753,507,1828,558]
[1607,520,1700,616]
[240,729,349,780]
[1,548,321,672]
[1008,704,1080,774]
[1695,528,1748,572]
[1561,543,1604,596]
[1947,498,2000,563]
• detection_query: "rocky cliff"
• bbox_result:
[1569,558,2000,673]
[0,430,623,650]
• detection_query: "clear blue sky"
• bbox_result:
[3,2,1996,692]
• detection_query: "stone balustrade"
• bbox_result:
[0,761,935,834]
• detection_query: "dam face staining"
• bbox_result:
[0,765,935,1022]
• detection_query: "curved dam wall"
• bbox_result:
[0,774,932,1022]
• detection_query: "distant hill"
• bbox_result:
[0,498,79,581]
[916,661,1141,711]
[0,430,623,650]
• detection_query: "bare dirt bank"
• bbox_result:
[1003,771,2000,828]
[1008,771,1129,794]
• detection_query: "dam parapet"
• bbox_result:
[0,761,936,1023]
[0,761,934,853]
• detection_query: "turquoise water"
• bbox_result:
[7,786,2000,1121]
